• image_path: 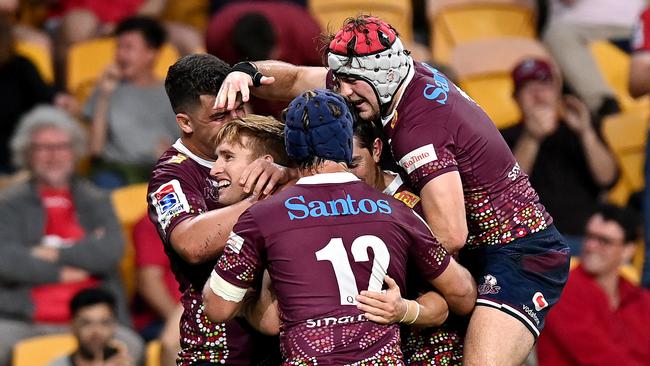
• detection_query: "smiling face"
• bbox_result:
[581,214,636,277]
[211,135,257,206]
[350,136,382,190]
[336,75,381,121]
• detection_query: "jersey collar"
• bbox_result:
[382,170,403,195]
[172,139,214,169]
[297,172,360,185]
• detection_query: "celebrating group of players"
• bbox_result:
[146,15,571,366]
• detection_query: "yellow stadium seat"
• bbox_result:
[602,109,649,205]
[15,41,54,83]
[428,0,537,63]
[67,38,179,103]
[452,37,551,129]
[308,0,413,44]
[591,41,650,113]
[146,340,161,366]
[161,0,209,30]
[12,334,77,366]
[111,183,150,300]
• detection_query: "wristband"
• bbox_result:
[407,302,421,325]
[398,299,410,323]
[231,61,264,87]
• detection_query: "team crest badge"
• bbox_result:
[151,180,190,231]
[478,274,501,295]
[167,154,187,164]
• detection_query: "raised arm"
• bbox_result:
[215,61,328,111]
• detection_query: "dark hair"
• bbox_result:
[232,12,276,61]
[0,17,15,65]
[594,204,641,243]
[115,16,166,49]
[70,288,116,317]
[165,54,231,113]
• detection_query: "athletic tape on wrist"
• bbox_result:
[398,299,410,323]
[407,302,421,325]
[231,62,263,87]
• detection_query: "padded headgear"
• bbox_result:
[327,16,411,114]
[284,89,354,164]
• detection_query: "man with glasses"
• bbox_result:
[536,204,650,365]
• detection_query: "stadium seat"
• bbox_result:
[111,183,150,300]
[12,333,77,366]
[451,37,551,129]
[602,109,648,205]
[67,38,179,102]
[308,0,413,44]
[145,340,161,366]
[428,0,537,63]
[161,0,209,30]
[591,40,650,113]
[15,40,54,83]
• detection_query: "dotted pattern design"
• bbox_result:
[402,326,463,366]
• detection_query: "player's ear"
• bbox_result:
[261,154,274,163]
[372,138,383,163]
[176,113,193,134]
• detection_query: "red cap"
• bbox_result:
[328,16,397,56]
[512,58,554,94]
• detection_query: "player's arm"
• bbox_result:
[629,51,650,98]
[356,276,450,327]
[203,270,246,322]
[169,197,255,264]
[426,257,477,316]
[419,171,468,253]
[215,60,327,111]
[240,270,281,336]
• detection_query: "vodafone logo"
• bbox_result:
[533,292,549,311]
[399,144,437,174]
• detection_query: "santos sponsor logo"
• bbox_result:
[284,194,392,220]
[306,314,367,328]
[399,144,437,174]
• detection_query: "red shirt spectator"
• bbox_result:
[537,265,650,365]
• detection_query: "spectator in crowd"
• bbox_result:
[629,5,650,289]
[501,58,618,254]
[48,288,135,366]
[51,0,203,88]
[0,16,77,174]
[543,0,646,116]
[84,16,178,188]
[206,2,322,117]
[537,204,650,365]
[131,215,181,366]
[0,105,143,365]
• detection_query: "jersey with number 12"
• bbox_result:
[213,172,450,365]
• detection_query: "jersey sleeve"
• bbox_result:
[210,210,265,302]
[401,208,451,280]
[393,92,458,191]
[147,163,207,242]
[632,7,650,52]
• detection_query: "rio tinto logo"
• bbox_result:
[399,144,437,173]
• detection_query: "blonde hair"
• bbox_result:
[216,115,292,166]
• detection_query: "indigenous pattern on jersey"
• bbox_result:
[148,140,267,365]
[383,172,464,365]
[632,7,650,51]
[213,172,451,365]
[382,62,552,248]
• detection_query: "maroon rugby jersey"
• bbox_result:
[148,139,266,365]
[213,172,451,365]
[382,171,464,365]
[382,61,552,248]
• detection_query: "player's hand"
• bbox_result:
[356,275,407,325]
[239,158,296,197]
[214,71,275,111]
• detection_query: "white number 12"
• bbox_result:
[315,235,390,305]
